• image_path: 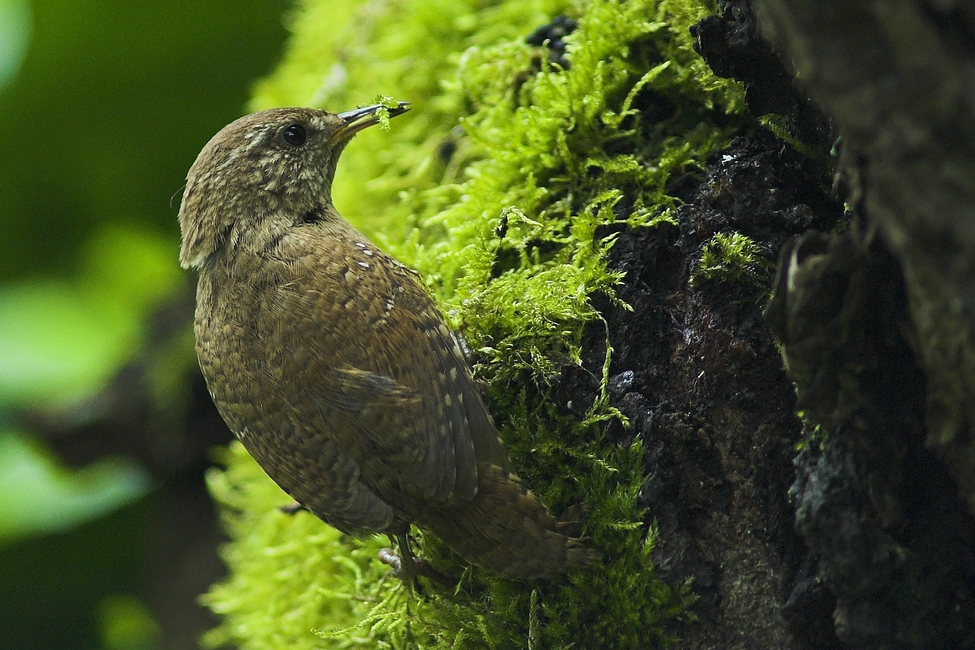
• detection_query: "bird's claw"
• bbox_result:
[378,546,405,575]
[378,536,457,589]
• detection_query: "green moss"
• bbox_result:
[758,114,823,160]
[205,0,744,647]
[693,232,774,294]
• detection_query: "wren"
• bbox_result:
[178,102,594,580]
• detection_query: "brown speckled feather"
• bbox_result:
[181,105,594,579]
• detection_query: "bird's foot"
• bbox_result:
[379,534,457,589]
[378,546,408,575]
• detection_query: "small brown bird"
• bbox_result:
[178,102,594,580]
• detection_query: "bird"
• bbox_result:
[177,101,595,580]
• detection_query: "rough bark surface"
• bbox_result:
[743,0,975,647]
[566,0,975,646]
[558,127,845,648]
[755,0,975,517]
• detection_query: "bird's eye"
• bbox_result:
[281,123,307,146]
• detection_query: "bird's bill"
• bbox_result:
[333,101,411,141]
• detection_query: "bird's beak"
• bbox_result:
[333,101,411,142]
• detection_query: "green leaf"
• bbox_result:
[0,282,136,406]
[0,0,31,90]
[0,430,150,542]
[0,224,182,408]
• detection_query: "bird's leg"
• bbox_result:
[378,532,457,589]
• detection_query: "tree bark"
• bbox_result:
[756,0,975,514]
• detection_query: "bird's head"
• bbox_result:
[178,102,410,269]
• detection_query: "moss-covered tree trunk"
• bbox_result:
[198,0,975,647]
[32,1,974,648]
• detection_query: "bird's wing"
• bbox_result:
[277,235,503,506]
[195,262,396,534]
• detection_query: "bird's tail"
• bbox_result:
[419,462,598,580]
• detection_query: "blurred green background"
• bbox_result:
[0,0,292,647]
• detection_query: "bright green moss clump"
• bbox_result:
[204,0,743,648]
[693,232,774,293]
